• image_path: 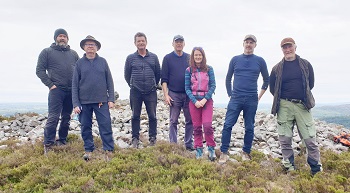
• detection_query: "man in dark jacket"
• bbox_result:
[124,32,161,148]
[36,28,79,154]
[269,37,322,176]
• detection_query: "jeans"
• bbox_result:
[220,94,258,154]
[168,90,193,148]
[189,99,215,148]
[130,88,157,140]
[79,103,114,152]
[44,88,73,145]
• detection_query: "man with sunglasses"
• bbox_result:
[161,35,194,151]
[36,28,79,154]
[219,34,269,163]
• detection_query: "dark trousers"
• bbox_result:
[130,88,157,140]
[79,103,114,152]
[44,88,73,145]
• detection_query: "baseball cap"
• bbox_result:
[173,35,184,41]
[243,34,257,42]
[280,37,295,47]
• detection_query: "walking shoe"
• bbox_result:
[241,151,251,161]
[56,140,66,146]
[208,146,216,161]
[43,143,54,156]
[196,148,203,159]
[105,151,113,162]
[149,136,156,146]
[83,152,92,161]
[218,152,229,164]
[186,146,195,151]
[131,138,139,148]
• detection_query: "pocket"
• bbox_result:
[306,121,316,138]
[277,121,287,136]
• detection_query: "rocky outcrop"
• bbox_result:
[0,91,349,156]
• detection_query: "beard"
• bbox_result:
[56,40,68,47]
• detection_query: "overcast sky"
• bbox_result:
[1,0,349,106]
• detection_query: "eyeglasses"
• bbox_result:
[85,44,96,47]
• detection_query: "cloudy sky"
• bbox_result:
[1,0,349,106]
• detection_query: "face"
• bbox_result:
[135,36,147,51]
[172,40,185,52]
[56,34,68,47]
[282,44,297,61]
[83,41,98,54]
[193,50,203,65]
[243,39,256,54]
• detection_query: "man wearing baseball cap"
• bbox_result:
[269,37,322,176]
[36,28,79,154]
[219,34,269,163]
[161,35,194,151]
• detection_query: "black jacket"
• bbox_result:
[36,43,79,91]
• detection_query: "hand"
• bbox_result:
[50,85,57,90]
[73,106,81,114]
[164,94,173,106]
[199,98,207,107]
[108,102,114,109]
[195,101,203,108]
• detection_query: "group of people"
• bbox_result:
[36,28,322,175]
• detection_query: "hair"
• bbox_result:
[134,32,147,43]
[190,47,208,72]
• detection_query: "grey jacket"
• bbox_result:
[36,43,79,91]
[270,55,315,115]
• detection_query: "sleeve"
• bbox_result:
[308,62,314,90]
[225,58,235,97]
[204,66,216,100]
[105,60,115,102]
[185,68,197,104]
[161,55,169,84]
[72,62,81,107]
[124,55,132,87]
[36,49,54,89]
[260,58,269,90]
[269,67,276,95]
[154,55,161,85]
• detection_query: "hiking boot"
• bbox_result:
[83,152,92,161]
[186,146,195,151]
[43,143,54,156]
[218,152,229,164]
[131,138,139,148]
[105,151,113,162]
[241,151,251,161]
[208,146,216,161]
[196,148,203,159]
[56,140,66,146]
[149,136,156,146]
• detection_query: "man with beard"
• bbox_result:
[218,34,269,163]
[36,28,79,154]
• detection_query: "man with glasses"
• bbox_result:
[36,28,79,154]
[219,34,269,163]
[124,32,161,148]
[161,35,194,151]
[72,35,115,161]
[270,37,322,176]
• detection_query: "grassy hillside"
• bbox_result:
[0,135,349,193]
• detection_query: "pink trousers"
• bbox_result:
[189,99,215,148]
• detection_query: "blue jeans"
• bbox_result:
[168,91,193,148]
[220,94,258,154]
[130,88,157,140]
[44,88,73,145]
[79,103,114,152]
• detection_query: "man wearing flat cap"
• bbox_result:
[269,37,322,176]
[161,35,194,151]
[36,28,79,154]
[219,34,269,163]
[72,35,115,161]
